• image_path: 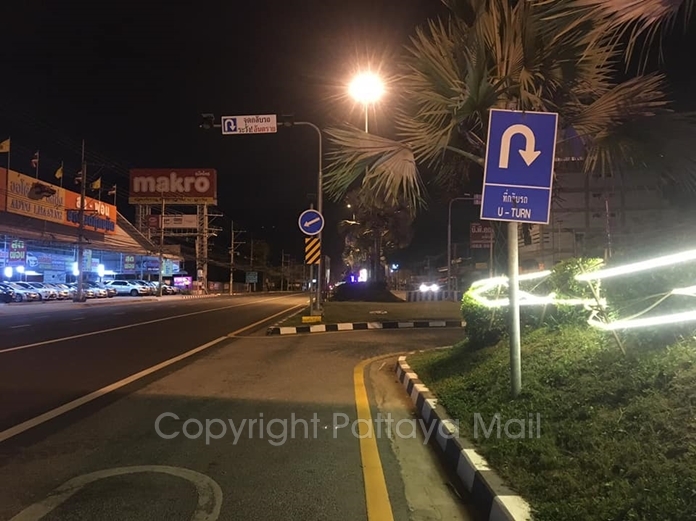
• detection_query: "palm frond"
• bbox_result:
[323,126,423,209]
[567,73,670,172]
[537,0,693,68]
[588,112,696,191]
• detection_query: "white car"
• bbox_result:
[16,282,57,300]
[105,280,150,296]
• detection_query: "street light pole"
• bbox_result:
[447,195,474,292]
[292,121,323,312]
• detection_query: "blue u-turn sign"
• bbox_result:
[480,109,559,224]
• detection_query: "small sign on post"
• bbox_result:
[298,209,324,236]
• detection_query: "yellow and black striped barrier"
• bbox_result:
[304,237,321,265]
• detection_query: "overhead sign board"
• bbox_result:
[245,271,258,284]
[162,215,198,229]
[298,209,324,236]
[6,170,66,225]
[63,191,117,235]
[480,109,558,224]
[221,115,277,135]
[129,169,217,205]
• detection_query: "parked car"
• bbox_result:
[104,280,150,296]
[0,286,13,303]
[133,280,157,295]
[3,282,40,302]
[0,282,16,301]
[45,283,70,300]
[99,283,118,298]
[68,283,96,299]
[85,281,108,298]
[16,281,58,301]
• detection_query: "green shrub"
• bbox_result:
[461,291,507,347]
[599,254,696,350]
[461,257,604,345]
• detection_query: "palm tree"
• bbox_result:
[338,189,414,281]
[323,0,696,210]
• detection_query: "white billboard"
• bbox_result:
[162,215,198,229]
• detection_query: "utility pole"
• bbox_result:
[230,221,235,295]
[228,221,246,295]
[157,194,165,297]
[74,140,87,302]
[281,251,291,291]
[196,204,210,294]
[250,236,257,292]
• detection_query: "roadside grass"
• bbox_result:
[276,301,462,326]
[408,326,696,521]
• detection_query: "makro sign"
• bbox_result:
[129,169,217,205]
[63,191,117,235]
[6,170,66,224]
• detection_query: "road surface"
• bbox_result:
[0,294,477,520]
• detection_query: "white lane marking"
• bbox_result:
[0,295,296,355]
[8,465,222,521]
[0,302,302,443]
[114,312,126,315]
[10,324,30,329]
[71,317,85,321]
[0,336,224,443]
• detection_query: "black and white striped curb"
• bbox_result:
[396,356,532,521]
[266,320,465,335]
[179,293,222,300]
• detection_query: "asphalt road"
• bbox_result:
[0,295,476,520]
[0,294,306,432]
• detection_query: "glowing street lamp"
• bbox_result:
[348,72,384,132]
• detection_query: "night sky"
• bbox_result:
[1,1,695,272]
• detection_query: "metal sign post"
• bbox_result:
[299,208,324,314]
[480,109,558,397]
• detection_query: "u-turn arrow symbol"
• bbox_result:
[498,124,541,168]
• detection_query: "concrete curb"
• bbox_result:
[266,320,465,335]
[395,356,532,521]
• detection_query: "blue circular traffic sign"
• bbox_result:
[298,209,324,236]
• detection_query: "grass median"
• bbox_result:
[408,326,696,521]
[278,300,462,327]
